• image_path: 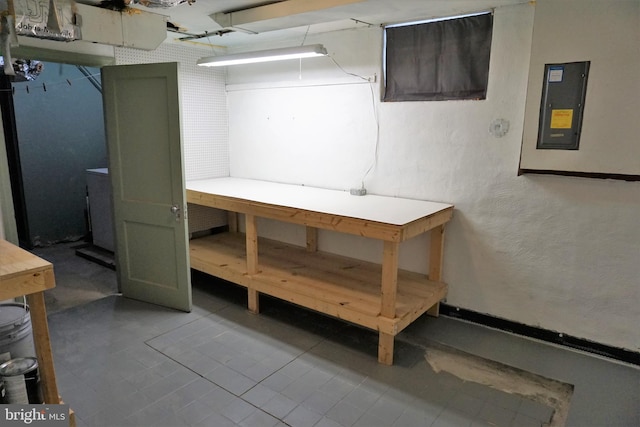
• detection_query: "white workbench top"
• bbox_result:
[186,177,452,226]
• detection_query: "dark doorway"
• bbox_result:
[1,62,106,249]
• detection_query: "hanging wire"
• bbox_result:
[2,72,101,94]
[361,82,380,186]
[328,56,380,186]
[329,56,369,82]
[205,31,216,54]
[301,25,311,46]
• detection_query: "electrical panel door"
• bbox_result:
[537,61,590,150]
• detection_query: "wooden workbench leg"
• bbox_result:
[248,290,259,314]
[306,226,318,252]
[227,211,238,233]
[381,241,399,319]
[26,289,60,404]
[379,241,399,365]
[245,214,260,313]
[427,224,446,317]
[378,332,394,365]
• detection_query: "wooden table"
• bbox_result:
[0,239,75,425]
[187,178,453,365]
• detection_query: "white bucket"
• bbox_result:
[0,303,36,364]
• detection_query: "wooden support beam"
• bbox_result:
[306,226,318,252]
[380,241,399,318]
[227,211,238,233]
[26,290,60,404]
[429,225,445,281]
[378,331,394,365]
[248,288,260,313]
[245,214,258,274]
[245,214,259,313]
[427,224,446,317]
[187,187,453,242]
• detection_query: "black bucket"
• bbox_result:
[0,357,42,404]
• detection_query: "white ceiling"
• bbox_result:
[124,0,528,50]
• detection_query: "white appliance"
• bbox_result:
[86,168,114,252]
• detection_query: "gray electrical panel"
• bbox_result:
[537,61,590,150]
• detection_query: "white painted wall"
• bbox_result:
[226,3,640,352]
[114,43,230,232]
[115,43,230,182]
[520,0,640,175]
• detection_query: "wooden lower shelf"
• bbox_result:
[190,233,447,336]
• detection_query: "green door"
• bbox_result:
[102,62,191,312]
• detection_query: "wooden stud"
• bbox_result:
[60,402,76,427]
[227,211,238,233]
[427,224,446,317]
[378,331,394,365]
[26,290,60,404]
[245,214,259,313]
[245,214,258,274]
[306,226,318,252]
[428,225,445,281]
[69,409,77,427]
[248,288,259,314]
[427,302,440,317]
[380,241,399,318]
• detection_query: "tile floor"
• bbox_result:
[32,242,118,315]
[45,270,639,427]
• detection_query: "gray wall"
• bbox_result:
[12,63,106,246]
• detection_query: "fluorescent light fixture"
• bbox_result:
[197,44,328,67]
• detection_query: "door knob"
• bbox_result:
[171,205,180,222]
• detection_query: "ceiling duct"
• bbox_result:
[74,3,166,50]
[1,0,78,41]
[211,0,365,33]
[0,0,165,51]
